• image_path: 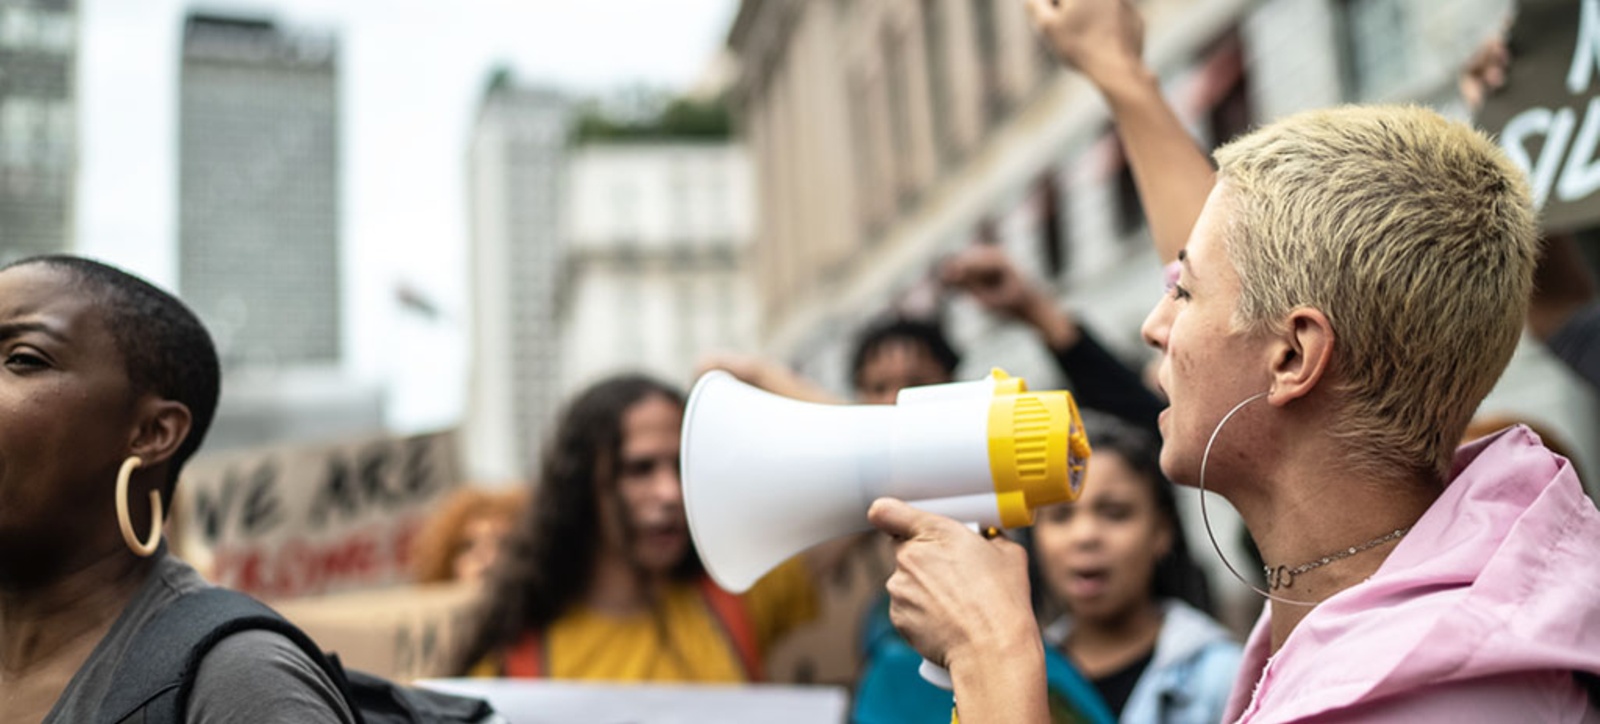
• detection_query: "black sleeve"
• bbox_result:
[1546,300,1600,390]
[1048,322,1165,438]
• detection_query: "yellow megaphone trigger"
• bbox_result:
[985,369,1092,529]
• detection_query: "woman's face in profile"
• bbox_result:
[1141,185,1270,489]
[0,264,138,560]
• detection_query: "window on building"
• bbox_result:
[920,0,956,170]
[1203,34,1252,150]
[1338,0,1411,101]
[0,6,72,52]
[0,6,36,48]
[833,0,854,22]
[848,73,884,238]
[36,10,72,51]
[1208,77,1251,150]
[970,0,1007,127]
[1111,134,1144,240]
[611,180,641,246]
[1035,172,1067,278]
[884,27,917,210]
[705,167,728,240]
[669,159,691,242]
[1,98,44,168]
[44,99,73,168]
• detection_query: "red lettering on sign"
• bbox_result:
[206,517,428,598]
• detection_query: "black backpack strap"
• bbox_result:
[99,587,362,724]
[340,668,498,724]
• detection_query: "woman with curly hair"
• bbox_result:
[455,374,818,682]
[410,486,527,585]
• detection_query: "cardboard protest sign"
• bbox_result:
[173,430,463,599]
[272,583,483,682]
[1481,0,1600,231]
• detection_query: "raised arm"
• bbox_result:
[1026,0,1214,262]
[942,244,1163,434]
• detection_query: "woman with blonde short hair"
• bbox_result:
[870,100,1600,724]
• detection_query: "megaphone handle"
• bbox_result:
[915,521,994,691]
[919,658,955,690]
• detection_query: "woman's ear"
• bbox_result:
[128,396,193,468]
[1267,307,1334,406]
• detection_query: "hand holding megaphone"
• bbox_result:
[680,368,1090,688]
[866,498,1038,690]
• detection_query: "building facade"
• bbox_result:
[179,13,341,368]
[462,76,569,481]
[729,0,1588,629]
[0,0,77,262]
[558,141,756,395]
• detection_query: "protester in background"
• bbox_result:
[871,2,1600,717]
[848,317,963,405]
[1525,232,1600,389]
[455,374,819,682]
[0,255,354,723]
[1029,413,1237,723]
[411,486,527,585]
[938,243,1165,434]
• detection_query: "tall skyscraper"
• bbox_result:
[178,13,340,368]
[463,73,568,481]
[0,0,78,262]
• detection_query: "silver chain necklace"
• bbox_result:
[1264,527,1410,590]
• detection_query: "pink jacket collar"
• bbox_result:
[1224,426,1600,721]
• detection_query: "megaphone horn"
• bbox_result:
[680,368,1090,594]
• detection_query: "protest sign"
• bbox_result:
[1482,0,1600,231]
[273,582,483,681]
[174,429,463,598]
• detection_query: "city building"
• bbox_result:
[178,12,341,368]
[0,0,78,261]
[558,141,756,395]
[462,73,569,481]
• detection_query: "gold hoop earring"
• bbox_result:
[116,456,163,557]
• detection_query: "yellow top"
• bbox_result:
[475,557,817,682]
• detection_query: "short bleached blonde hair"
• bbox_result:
[1214,105,1538,482]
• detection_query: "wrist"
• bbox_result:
[948,627,1047,724]
[1093,63,1161,113]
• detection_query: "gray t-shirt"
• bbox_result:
[42,550,356,724]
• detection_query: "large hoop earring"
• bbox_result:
[116,456,163,557]
[1198,392,1317,607]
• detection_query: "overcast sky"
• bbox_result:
[76,0,739,431]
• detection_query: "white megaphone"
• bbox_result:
[681,368,1091,688]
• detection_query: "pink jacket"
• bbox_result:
[1224,426,1600,722]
